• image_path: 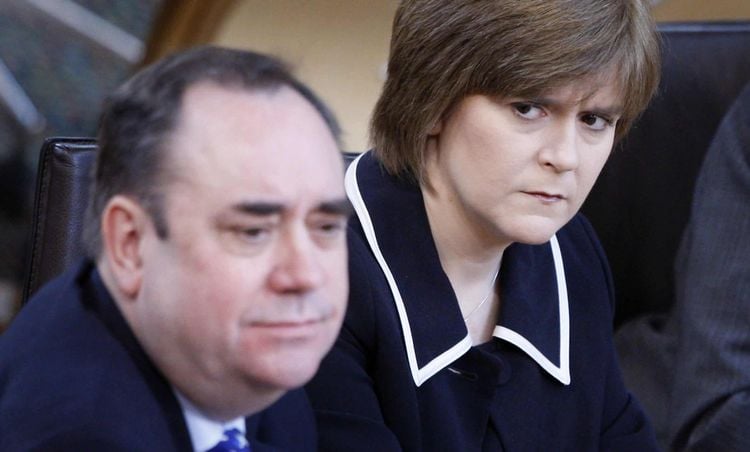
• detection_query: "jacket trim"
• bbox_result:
[345,152,570,386]
[492,236,571,385]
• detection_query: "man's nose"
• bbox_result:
[539,120,579,172]
[268,228,325,294]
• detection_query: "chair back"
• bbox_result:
[22,138,96,302]
[582,22,750,325]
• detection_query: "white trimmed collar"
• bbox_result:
[174,390,246,452]
[492,234,570,385]
[346,151,570,387]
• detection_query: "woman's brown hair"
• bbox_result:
[371,0,661,180]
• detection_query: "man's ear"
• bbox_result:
[100,195,149,299]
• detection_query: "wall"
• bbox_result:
[213,0,750,152]
[213,0,397,152]
[653,0,750,21]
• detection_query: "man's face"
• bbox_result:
[131,82,348,413]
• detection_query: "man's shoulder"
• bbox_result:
[0,264,121,380]
[0,265,188,450]
[0,331,180,450]
[0,265,96,375]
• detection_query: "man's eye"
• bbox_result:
[581,114,614,131]
[237,227,270,243]
[218,222,277,255]
[512,103,545,120]
[311,218,347,240]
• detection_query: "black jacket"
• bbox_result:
[0,261,316,451]
[306,151,657,451]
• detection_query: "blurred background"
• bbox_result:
[0,0,749,329]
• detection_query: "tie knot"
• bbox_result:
[206,427,250,452]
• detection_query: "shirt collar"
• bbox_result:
[86,264,249,449]
[174,391,246,452]
[346,151,570,387]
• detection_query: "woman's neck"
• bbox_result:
[422,174,506,344]
[421,161,507,288]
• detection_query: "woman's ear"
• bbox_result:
[428,118,443,136]
[99,195,148,299]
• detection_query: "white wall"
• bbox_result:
[213,0,398,152]
[653,0,750,21]
[212,0,750,151]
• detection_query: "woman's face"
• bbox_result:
[424,79,621,248]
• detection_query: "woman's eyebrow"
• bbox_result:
[527,95,623,117]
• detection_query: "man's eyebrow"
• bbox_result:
[232,202,284,216]
[317,198,353,216]
[229,198,353,216]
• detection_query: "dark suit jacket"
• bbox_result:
[616,82,750,451]
[0,261,316,451]
[306,152,657,451]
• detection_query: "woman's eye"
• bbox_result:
[581,114,613,131]
[512,103,544,120]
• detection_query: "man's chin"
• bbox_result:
[250,356,323,391]
[272,362,321,389]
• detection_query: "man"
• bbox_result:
[0,46,350,450]
[616,82,750,451]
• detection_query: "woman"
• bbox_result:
[307,0,661,450]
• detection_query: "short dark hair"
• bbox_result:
[84,46,340,258]
[371,0,661,180]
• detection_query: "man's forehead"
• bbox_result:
[167,83,339,169]
[176,82,282,134]
[183,79,273,102]
[158,79,343,215]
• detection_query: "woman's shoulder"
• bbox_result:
[555,212,616,318]
[343,219,401,333]
[555,212,610,268]
[346,219,385,282]
[558,211,602,244]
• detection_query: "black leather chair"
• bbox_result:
[20,23,750,327]
[22,138,96,302]
[582,21,750,326]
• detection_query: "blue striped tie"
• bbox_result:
[206,428,251,452]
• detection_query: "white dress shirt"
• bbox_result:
[174,390,246,452]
